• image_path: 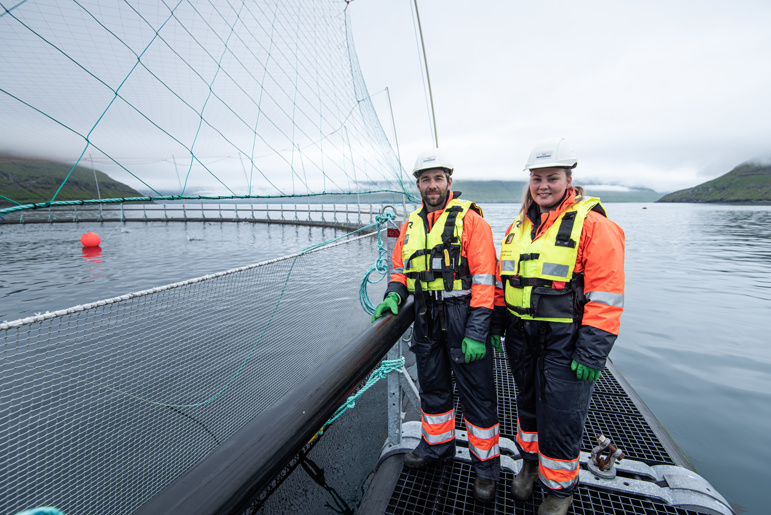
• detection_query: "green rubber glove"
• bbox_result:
[462,337,486,363]
[490,334,503,353]
[571,360,602,381]
[371,292,400,322]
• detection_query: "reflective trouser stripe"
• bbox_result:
[586,290,625,307]
[465,419,500,461]
[539,453,580,490]
[516,417,538,454]
[422,409,455,445]
[471,274,496,285]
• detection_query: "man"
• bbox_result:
[371,148,501,502]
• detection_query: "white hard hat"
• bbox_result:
[524,138,577,171]
[413,148,454,178]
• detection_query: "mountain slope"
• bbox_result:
[0,157,143,208]
[658,162,771,203]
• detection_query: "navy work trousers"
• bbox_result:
[504,316,594,496]
[410,297,500,481]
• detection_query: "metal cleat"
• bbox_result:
[588,434,625,479]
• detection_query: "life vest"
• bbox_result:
[402,198,482,295]
[499,197,605,323]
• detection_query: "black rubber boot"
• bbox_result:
[511,460,539,500]
[473,477,496,503]
[538,494,573,515]
[403,451,429,469]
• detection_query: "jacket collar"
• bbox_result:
[527,188,577,238]
[420,190,456,231]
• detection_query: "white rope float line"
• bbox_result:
[1,231,377,330]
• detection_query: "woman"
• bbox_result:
[491,138,625,515]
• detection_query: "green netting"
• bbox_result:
[0,0,416,214]
[0,231,387,515]
[0,1,418,512]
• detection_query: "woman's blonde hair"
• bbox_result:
[518,168,584,221]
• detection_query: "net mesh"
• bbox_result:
[0,0,414,213]
[0,232,386,515]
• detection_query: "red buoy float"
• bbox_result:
[80,232,101,247]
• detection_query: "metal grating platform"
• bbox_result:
[454,351,676,465]
[385,461,708,515]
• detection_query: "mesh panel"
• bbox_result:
[0,234,383,515]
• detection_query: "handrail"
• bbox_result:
[135,297,415,515]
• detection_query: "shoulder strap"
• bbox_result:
[440,205,464,244]
[555,211,577,248]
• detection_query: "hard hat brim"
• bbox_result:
[525,162,577,171]
[414,167,453,178]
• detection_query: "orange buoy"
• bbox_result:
[80,232,101,247]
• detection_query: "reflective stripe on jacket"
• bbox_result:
[465,418,500,461]
[421,409,456,445]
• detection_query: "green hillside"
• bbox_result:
[658,162,771,203]
[0,157,143,208]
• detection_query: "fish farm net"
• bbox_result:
[0,232,385,514]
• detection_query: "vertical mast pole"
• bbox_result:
[413,0,438,148]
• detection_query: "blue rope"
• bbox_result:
[14,508,66,515]
[315,356,405,437]
[359,211,399,314]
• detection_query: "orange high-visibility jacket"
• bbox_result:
[386,191,497,342]
[493,188,625,367]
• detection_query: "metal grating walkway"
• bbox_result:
[386,461,707,515]
[454,354,677,465]
[370,352,727,514]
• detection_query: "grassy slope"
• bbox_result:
[658,162,771,203]
[0,157,143,207]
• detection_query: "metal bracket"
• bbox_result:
[576,453,733,515]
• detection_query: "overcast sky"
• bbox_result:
[348,0,771,193]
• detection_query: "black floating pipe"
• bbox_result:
[136,297,415,515]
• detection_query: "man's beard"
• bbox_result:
[422,188,448,208]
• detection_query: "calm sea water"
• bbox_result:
[1,202,769,514]
[0,221,353,321]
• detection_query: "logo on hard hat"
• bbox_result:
[535,152,552,160]
[423,157,436,163]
